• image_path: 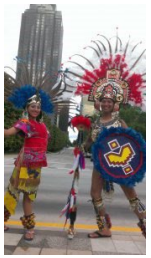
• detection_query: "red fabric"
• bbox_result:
[14,120,49,167]
[73,147,81,157]
[24,120,48,152]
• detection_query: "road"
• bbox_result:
[4,148,146,229]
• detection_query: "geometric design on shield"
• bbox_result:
[104,142,136,175]
[123,164,134,175]
[108,139,120,150]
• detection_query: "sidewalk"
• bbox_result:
[4,226,146,255]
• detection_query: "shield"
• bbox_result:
[92,127,146,187]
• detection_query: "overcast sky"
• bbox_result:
[4,3,146,70]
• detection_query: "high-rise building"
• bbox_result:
[16,4,63,90]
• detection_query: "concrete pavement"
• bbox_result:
[4,225,146,255]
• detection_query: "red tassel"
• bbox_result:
[71,116,91,130]
[69,170,74,174]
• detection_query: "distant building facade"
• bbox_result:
[16,4,63,90]
[81,96,95,116]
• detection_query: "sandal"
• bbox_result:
[24,229,35,241]
[137,219,146,238]
[88,230,111,238]
[4,225,9,232]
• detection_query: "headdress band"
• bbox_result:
[89,69,128,103]
[26,94,41,106]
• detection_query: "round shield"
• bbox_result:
[92,127,146,187]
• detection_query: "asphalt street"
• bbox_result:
[4,147,146,228]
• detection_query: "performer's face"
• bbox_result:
[27,103,41,119]
[100,98,114,113]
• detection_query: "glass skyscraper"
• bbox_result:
[16,4,63,90]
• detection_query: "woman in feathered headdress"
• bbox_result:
[61,30,146,238]
[4,56,78,240]
[4,82,53,240]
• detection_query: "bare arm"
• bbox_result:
[4,127,19,137]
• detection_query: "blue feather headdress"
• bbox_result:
[8,84,53,114]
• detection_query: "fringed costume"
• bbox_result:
[4,60,80,239]
[4,83,53,238]
[4,118,49,221]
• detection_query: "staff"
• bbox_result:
[60,115,91,239]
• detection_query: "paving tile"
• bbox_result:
[67,249,92,255]
[134,241,146,255]
[92,251,135,255]
[113,240,141,254]
[112,231,141,236]
[4,233,23,246]
[13,247,41,255]
[45,236,68,249]
[69,231,89,239]
[4,246,16,255]
[4,228,24,234]
[4,229,146,255]
[37,229,66,237]
[112,234,133,241]
[91,238,116,252]
[67,237,91,251]
[19,235,47,248]
[20,234,68,250]
[131,235,146,242]
[41,248,67,255]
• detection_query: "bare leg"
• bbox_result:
[90,168,104,200]
[23,193,33,216]
[121,185,146,237]
[121,185,146,219]
[88,168,111,238]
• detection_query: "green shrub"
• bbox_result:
[43,115,69,152]
[119,104,146,139]
[4,102,23,152]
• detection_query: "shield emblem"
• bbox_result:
[92,127,146,187]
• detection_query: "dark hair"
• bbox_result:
[36,110,43,122]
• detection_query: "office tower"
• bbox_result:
[16,4,63,90]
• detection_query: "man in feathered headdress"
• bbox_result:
[61,31,146,238]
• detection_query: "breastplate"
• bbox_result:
[91,118,122,142]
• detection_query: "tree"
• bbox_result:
[119,104,146,139]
